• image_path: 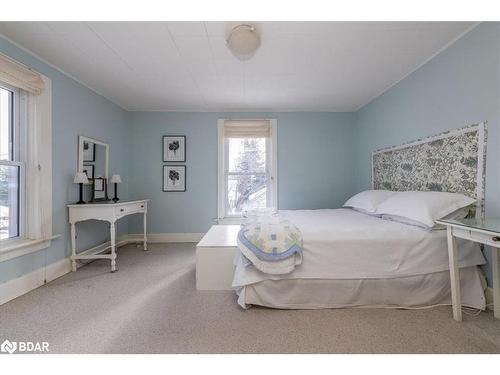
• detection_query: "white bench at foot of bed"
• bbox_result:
[196,225,239,290]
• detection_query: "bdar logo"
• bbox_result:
[1,340,17,354]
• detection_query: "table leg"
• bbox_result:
[143,211,148,251]
[492,247,500,319]
[447,226,462,321]
[110,222,117,272]
[70,222,77,272]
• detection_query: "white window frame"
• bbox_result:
[0,83,25,240]
[0,75,55,262]
[217,118,278,224]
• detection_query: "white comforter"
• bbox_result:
[232,208,486,288]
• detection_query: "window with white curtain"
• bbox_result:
[217,119,277,223]
[0,53,53,261]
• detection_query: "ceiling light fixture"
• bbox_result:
[226,24,261,61]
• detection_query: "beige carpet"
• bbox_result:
[0,243,499,354]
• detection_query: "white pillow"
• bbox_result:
[343,190,396,214]
[376,191,476,228]
[381,207,471,230]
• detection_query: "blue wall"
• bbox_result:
[0,30,355,285]
[1,23,499,288]
[127,112,355,234]
[0,37,130,284]
[353,23,500,284]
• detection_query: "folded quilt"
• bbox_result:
[237,216,303,275]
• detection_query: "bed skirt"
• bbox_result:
[237,266,486,310]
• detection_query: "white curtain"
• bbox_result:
[0,52,45,95]
[223,119,271,138]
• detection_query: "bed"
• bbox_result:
[233,123,488,310]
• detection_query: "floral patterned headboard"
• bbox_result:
[372,123,487,219]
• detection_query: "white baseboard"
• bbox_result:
[0,257,71,306]
[0,236,129,306]
[0,233,203,306]
[485,287,493,310]
[126,233,204,243]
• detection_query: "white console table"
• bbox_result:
[68,199,148,272]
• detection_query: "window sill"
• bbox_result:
[0,235,60,262]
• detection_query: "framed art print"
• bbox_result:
[163,165,186,192]
[82,164,94,180]
[163,135,186,162]
[94,178,104,191]
[83,140,96,162]
[91,177,109,201]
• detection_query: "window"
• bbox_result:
[0,53,53,261]
[0,84,23,240]
[218,119,277,223]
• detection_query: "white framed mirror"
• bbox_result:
[77,135,109,180]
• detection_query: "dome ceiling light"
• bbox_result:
[226,24,261,61]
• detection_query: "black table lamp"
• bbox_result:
[73,172,89,204]
[110,174,122,202]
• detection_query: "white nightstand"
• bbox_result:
[436,218,500,321]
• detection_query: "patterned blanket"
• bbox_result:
[237,215,303,274]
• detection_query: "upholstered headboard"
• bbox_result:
[372,123,487,219]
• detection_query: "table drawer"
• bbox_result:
[115,202,146,216]
[453,227,500,247]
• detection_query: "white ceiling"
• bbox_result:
[0,22,474,112]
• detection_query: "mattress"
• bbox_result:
[232,208,487,309]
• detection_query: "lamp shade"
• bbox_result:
[110,174,122,184]
[73,172,89,184]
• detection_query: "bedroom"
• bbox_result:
[0,0,499,371]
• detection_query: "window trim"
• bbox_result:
[0,83,25,240]
[217,118,278,224]
[0,74,54,262]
